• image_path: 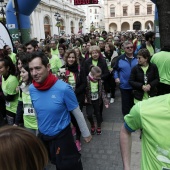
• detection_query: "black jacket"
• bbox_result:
[129,63,159,100]
[61,64,86,103]
[84,57,110,81]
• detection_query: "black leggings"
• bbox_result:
[86,99,102,127]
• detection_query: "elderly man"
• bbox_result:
[28,51,92,170]
[114,41,138,116]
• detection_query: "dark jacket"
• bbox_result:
[129,63,159,100]
[84,57,110,81]
[60,64,86,103]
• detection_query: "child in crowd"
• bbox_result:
[86,66,109,135]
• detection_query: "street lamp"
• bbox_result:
[54,12,61,35]
[0,0,6,24]
[90,21,95,33]
[79,18,83,34]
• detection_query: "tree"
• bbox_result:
[151,0,170,48]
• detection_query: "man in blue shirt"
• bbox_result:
[28,51,92,170]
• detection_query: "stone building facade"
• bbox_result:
[104,0,154,32]
[30,0,86,40]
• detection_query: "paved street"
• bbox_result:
[47,90,141,170]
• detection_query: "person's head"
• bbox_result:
[0,126,48,170]
[106,38,113,43]
[50,39,57,50]
[101,31,107,40]
[20,63,32,84]
[120,34,127,43]
[75,38,82,47]
[145,31,155,43]
[98,40,105,50]
[90,65,102,80]
[25,40,38,53]
[64,49,78,66]
[105,42,115,52]
[89,45,100,61]
[86,42,91,51]
[0,56,16,77]
[28,51,50,84]
[16,52,28,72]
[74,47,82,58]
[3,45,12,55]
[137,48,150,66]
[58,44,66,56]
[14,40,20,48]
[17,44,26,53]
[42,45,51,58]
[123,41,133,55]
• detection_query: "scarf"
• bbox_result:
[32,72,58,90]
[66,63,79,73]
[88,72,98,82]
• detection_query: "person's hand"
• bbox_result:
[142,85,147,92]
[105,104,109,108]
[145,84,151,91]
[115,78,120,84]
[84,135,92,143]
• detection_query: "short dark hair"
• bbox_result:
[138,48,150,61]
[145,31,155,41]
[27,51,49,67]
[25,40,38,48]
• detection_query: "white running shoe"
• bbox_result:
[110,98,115,103]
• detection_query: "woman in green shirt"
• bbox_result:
[0,56,19,125]
[14,64,38,135]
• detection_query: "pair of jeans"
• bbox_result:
[120,88,134,116]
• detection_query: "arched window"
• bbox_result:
[44,16,50,25]
[110,5,115,17]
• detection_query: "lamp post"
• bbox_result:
[54,12,61,35]
[0,0,6,24]
[90,21,95,33]
[79,18,83,34]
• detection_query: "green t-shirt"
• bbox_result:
[146,45,154,56]
[9,53,16,64]
[134,65,149,104]
[68,72,76,91]
[92,60,98,66]
[2,75,19,113]
[151,51,170,85]
[51,47,59,56]
[90,81,99,100]
[49,55,62,75]
[22,92,38,130]
[125,94,170,170]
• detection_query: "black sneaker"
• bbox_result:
[91,126,96,135]
[97,127,102,135]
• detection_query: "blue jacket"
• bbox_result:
[113,53,138,89]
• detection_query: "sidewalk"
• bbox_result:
[47,90,141,170]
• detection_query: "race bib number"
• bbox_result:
[24,104,35,116]
[5,101,10,107]
[91,92,98,100]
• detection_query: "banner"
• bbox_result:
[0,21,13,51]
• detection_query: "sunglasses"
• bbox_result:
[125,46,133,49]
[82,46,86,47]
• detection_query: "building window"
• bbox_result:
[123,6,128,16]
[110,6,115,17]
[147,5,152,14]
[90,9,92,13]
[95,9,97,14]
[135,5,140,15]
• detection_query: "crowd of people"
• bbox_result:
[0,29,170,170]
